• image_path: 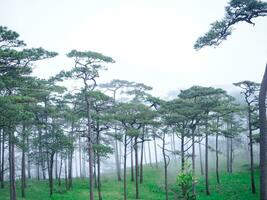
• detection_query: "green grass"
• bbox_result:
[0,166,260,200]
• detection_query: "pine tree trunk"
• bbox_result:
[140,128,144,184]
[68,151,73,190]
[55,153,58,180]
[131,138,134,182]
[48,152,54,196]
[162,134,168,200]
[148,141,152,167]
[1,129,4,188]
[21,125,26,198]
[248,109,256,193]
[79,135,82,178]
[205,131,210,195]
[153,137,158,168]
[230,136,233,173]
[134,136,139,199]
[198,136,204,176]
[9,128,17,200]
[191,127,196,195]
[259,63,267,200]
[123,136,127,200]
[181,132,185,170]
[58,155,63,186]
[216,118,220,184]
[26,135,31,179]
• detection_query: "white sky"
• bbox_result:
[1,0,267,97]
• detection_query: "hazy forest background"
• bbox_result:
[1,0,267,200]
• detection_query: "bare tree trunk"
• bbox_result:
[123,136,127,200]
[140,128,145,184]
[21,125,26,198]
[131,138,134,182]
[248,109,256,194]
[48,152,55,196]
[0,129,3,188]
[215,118,220,184]
[9,128,17,200]
[134,136,139,199]
[26,135,31,179]
[259,63,267,200]
[230,136,233,173]
[1,130,5,188]
[198,136,204,176]
[153,137,158,168]
[227,137,230,173]
[58,155,63,186]
[55,153,58,180]
[162,134,169,200]
[64,158,68,187]
[205,131,210,195]
[79,135,82,178]
[181,132,185,170]
[68,151,73,190]
[191,127,196,195]
[148,141,152,167]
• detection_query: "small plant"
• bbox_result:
[172,164,196,200]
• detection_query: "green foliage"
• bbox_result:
[172,164,197,200]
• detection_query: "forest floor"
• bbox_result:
[0,165,260,200]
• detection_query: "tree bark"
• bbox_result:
[153,137,158,168]
[162,134,168,200]
[205,131,210,195]
[131,138,134,182]
[123,136,127,200]
[134,136,139,199]
[9,128,17,200]
[198,136,204,176]
[148,141,152,167]
[259,63,267,200]
[215,118,220,184]
[58,155,63,186]
[248,108,256,194]
[0,129,3,188]
[21,125,26,198]
[26,134,31,179]
[191,127,196,195]
[48,152,55,196]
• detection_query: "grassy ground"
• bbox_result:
[0,166,260,200]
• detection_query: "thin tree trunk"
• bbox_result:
[55,153,58,179]
[248,109,256,194]
[140,128,144,184]
[227,137,230,173]
[97,146,102,200]
[230,136,233,173]
[205,131,210,195]
[26,134,31,179]
[68,151,73,190]
[49,152,55,196]
[79,135,82,178]
[191,127,196,195]
[65,158,68,187]
[131,138,134,182]
[148,141,152,167]
[134,136,139,199]
[215,118,220,184]
[21,125,26,198]
[9,128,17,200]
[123,136,127,200]
[198,136,204,176]
[0,129,3,188]
[1,130,4,188]
[259,63,267,200]
[58,155,63,186]
[162,134,168,200]
[94,155,97,188]
[181,132,185,171]
[153,137,158,168]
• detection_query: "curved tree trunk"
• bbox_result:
[259,63,267,200]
